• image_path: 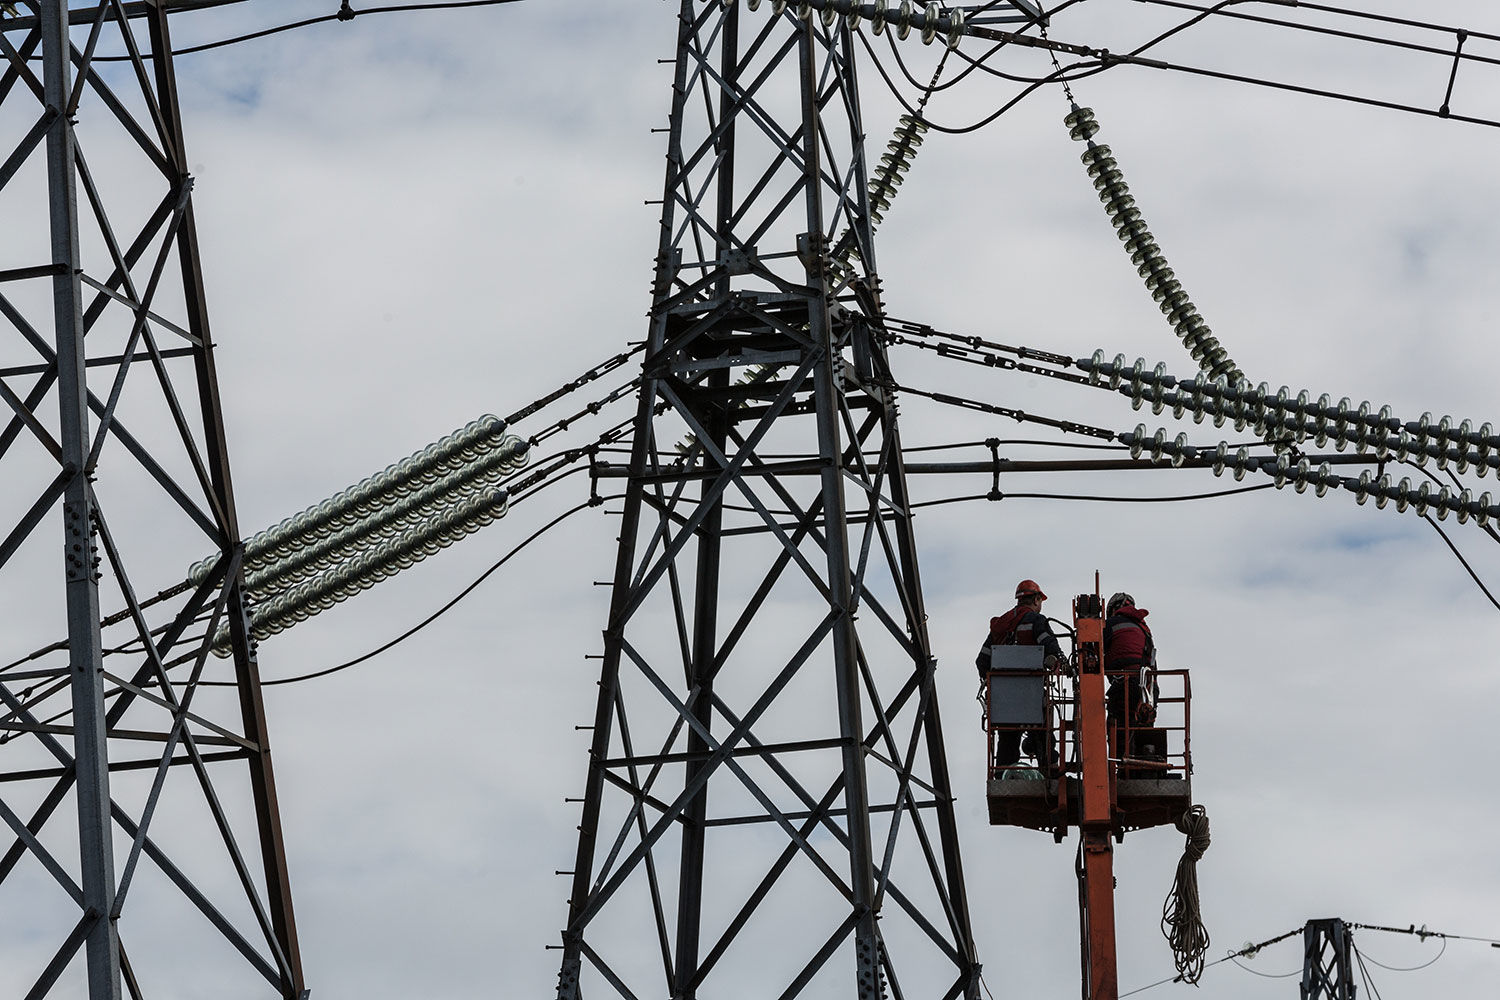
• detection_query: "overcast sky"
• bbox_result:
[5,1,1500,997]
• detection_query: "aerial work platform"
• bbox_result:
[987,772,1192,835]
[982,585,1201,1000]
[984,664,1193,839]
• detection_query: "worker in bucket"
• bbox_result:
[977,579,1066,768]
[1103,592,1156,726]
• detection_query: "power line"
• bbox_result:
[65,0,530,61]
[1355,935,1447,973]
[1421,513,1500,612]
[1132,0,1500,54]
[896,383,1119,441]
[856,0,1500,134]
[1406,458,1500,548]
[248,497,611,686]
[903,438,1128,453]
[909,482,1275,509]
[857,24,1099,134]
[1348,460,1500,613]
[1227,953,1301,978]
[1353,944,1388,1000]
[1120,925,1302,996]
[1350,920,1500,949]
[1125,917,1494,997]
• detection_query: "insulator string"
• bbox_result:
[1115,423,1498,526]
[1079,352,1500,478]
[239,441,530,598]
[742,0,969,50]
[210,488,514,655]
[187,415,520,584]
[1064,104,1244,384]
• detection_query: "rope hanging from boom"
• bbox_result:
[1161,804,1211,985]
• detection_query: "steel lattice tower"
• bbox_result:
[0,3,304,997]
[1301,919,1357,1000]
[557,4,1035,997]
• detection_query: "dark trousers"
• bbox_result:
[1106,675,1156,728]
[994,727,1055,768]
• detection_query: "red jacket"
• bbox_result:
[975,603,1062,676]
[1103,605,1152,669]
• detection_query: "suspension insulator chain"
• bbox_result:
[1064,105,1244,385]
[1078,352,1500,477]
[869,114,928,226]
[1115,421,1498,526]
[187,415,526,587]
[210,487,515,655]
[739,0,968,50]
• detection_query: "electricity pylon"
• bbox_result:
[0,3,304,997]
[557,4,1035,997]
[1301,919,1357,1000]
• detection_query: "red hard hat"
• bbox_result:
[1015,579,1047,600]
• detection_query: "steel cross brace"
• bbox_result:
[0,3,303,997]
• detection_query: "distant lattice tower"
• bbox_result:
[555,4,1040,997]
[1301,919,1357,1000]
[0,3,304,998]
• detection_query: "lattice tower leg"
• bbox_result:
[2,5,305,997]
[556,6,980,999]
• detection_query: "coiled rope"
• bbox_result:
[1161,804,1211,984]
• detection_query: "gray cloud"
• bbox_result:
[5,1,1500,997]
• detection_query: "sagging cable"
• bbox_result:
[1065,105,1244,384]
